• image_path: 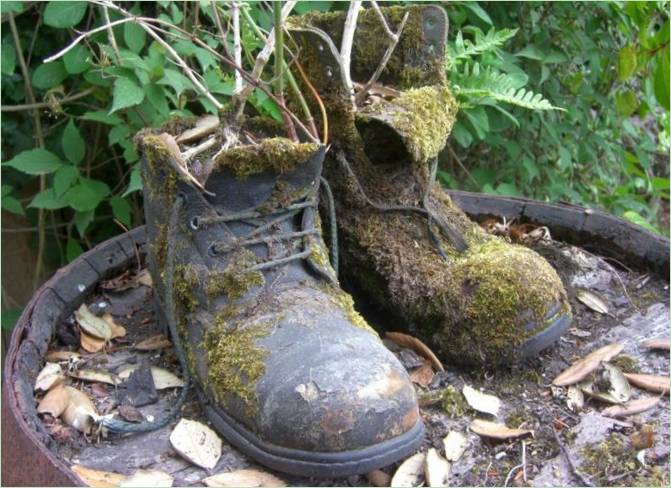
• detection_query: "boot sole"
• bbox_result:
[200,392,425,478]
[519,306,571,359]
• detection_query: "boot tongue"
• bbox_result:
[202,139,325,211]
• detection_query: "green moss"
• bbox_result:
[214,138,319,178]
[204,249,264,301]
[173,264,199,312]
[610,355,640,374]
[632,467,669,487]
[579,433,638,486]
[505,408,531,429]
[441,385,468,418]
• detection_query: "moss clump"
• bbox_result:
[204,320,272,414]
[610,355,640,374]
[204,249,264,301]
[442,385,467,418]
[358,85,458,164]
[214,138,319,179]
[579,433,638,486]
[173,264,199,312]
[135,132,179,198]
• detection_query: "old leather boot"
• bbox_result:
[135,119,422,477]
[289,5,571,366]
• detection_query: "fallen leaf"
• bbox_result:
[80,330,105,353]
[576,289,609,314]
[35,362,65,391]
[90,383,110,398]
[552,343,624,386]
[118,366,184,389]
[462,384,501,417]
[443,431,467,462]
[119,469,173,487]
[470,419,533,440]
[630,424,655,450]
[203,468,285,487]
[602,396,660,418]
[69,369,119,385]
[569,328,592,338]
[175,115,220,144]
[391,451,426,487]
[386,332,444,372]
[424,448,449,487]
[366,469,392,487]
[641,338,670,350]
[170,419,222,470]
[566,386,585,412]
[118,405,145,423]
[71,465,127,488]
[134,334,172,351]
[37,384,70,417]
[75,304,112,340]
[45,350,81,362]
[62,386,98,433]
[623,373,669,393]
[136,268,153,287]
[102,313,126,339]
[410,361,435,388]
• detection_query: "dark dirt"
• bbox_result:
[40,236,669,487]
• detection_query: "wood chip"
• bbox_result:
[470,419,533,440]
[62,386,98,434]
[602,396,661,418]
[391,451,426,487]
[134,334,172,351]
[69,369,119,385]
[37,383,70,417]
[175,115,220,144]
[576,289,609,314]
[641,338,670,350]
[623,373,670,393]
[71,465,127,488]
[136,268,153,287]
[118,365,184,389]
[75,303,112,340]
[462,384,501,417]
[386,332,444,372]
[443,431,467,462]
[102,313,126,339]
[170,419,222,470]
[630,424,655,450]
[203,468,285,487]
[80,330,105,353]
[366,469,392,487]
[35,362,65,391]
[45,350,81,362]
[119,469,173,487]
[552,343,624,386]
[424,448,449,487]
[410,361,435,388]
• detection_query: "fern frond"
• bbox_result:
[450,62,564,111]
[447,28,518,68]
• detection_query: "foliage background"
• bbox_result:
[1,1,669,331]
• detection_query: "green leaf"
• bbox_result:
[447,28,518,66]
[63,44,90,74]
[3,148,62,175]
[0,2,23,14]
[110,195,131,227]
[622,210,659,234]
[158,69,192,95]
[617,45,637,81]
[32,61,67,90]
[1,308,22,331]
[615,90,637,117]
[28,188,68,209]
[122,166,142,197]
[515,45,545,61]
[124,22,146,53]
[1,43,16,75]
[74,209,94,237]
[81,110,122,125]
[451,121,474,148]
[145,83,170,115]
[53,165,79,196]
[463,2,493,26]
[66,238,83,262]
[495,182,521,196]
[110,77,145,113]
[62,120,86,164]
[464,106,490,139]
[294,1,332,14]
[43,1,88,28]
[1,194,24,216]
[653,46,670,110]
[108,125,131,146]
[65,178,110,212]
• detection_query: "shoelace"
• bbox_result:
[335,150,468,257]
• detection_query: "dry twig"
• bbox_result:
[340,1,362,106]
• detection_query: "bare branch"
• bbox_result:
[1,87,95,112]
[340,1,362,106]
[370,0,396,39]
[101,5,121,63]
[231,2,242,92]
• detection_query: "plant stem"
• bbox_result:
[274,2,284,97]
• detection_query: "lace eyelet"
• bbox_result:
[189,216,200,230]
[176,192,187,204]
[207,243,218,257]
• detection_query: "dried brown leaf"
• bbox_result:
[75,304,112,340]
[443,431,467,462]
[119,469,173,487]
[630,424,655,450]
[71,464,127,488]
[203,468,285,487]
[134,334,172,351]
[102,313,126,339]
[45,350,81,362]
[170,419,222,469]
[175,115,220,144]
[37,384,70,417]
[118,366,184,389]
[70,369,119,385]
[566,386,585,412]
[409,361,435,388]
[576,289,609,314]
[641,338,670,350]
[62,386,98,433]
[136,268,153,287]
[552,343,624,386]
[623,373,670,393]
[470,419,533,440]
[424,448,449,487]
[602,396,660,418]
[118,405,145,423]
[462,384,501,416]
[35,362,65,391]
[80,330,105,353]
[386,332,444,372]
[391,451,426,487]
[366,469,392,487]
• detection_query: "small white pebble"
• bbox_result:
[98,302,108,308]
[495,452,507,460]
[147,415,155,422]
[77,284,86,292]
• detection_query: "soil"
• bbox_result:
[38,235,669,487]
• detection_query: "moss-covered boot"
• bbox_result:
[289,5,571,367]
[136,119,423,477]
